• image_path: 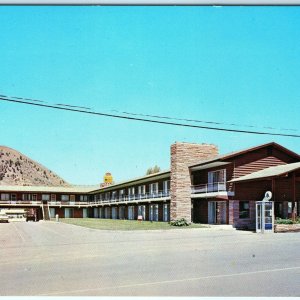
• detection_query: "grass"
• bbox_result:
[58,218,208,231]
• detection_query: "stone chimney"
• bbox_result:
[170,142,219,223]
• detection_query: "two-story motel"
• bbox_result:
[0,141,299,229]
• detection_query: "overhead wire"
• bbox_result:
[0,94,300,138]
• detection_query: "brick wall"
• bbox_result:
[170,142,218,222]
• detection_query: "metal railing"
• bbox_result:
[191,182,227,194]
[0,200,42,205]
[93,190,170,204]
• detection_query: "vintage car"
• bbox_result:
[0,213,9,223]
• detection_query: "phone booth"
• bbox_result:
[256,191,274,233]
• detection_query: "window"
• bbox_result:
[149,204,159,221]
[163,181,170,195]
[208,169,226,192]
[42,194,50,201]
[128,187,135,200]
[105,192,110,200]
[61,195,69,201]
[70,195,75,202]
[138,185,146,195]
[11,194,17,201]
[105,207,110,219]
[239,201,250,219]
[22,194,30,201]
[51,194,56,201]
[163,204,169,222]
[112,207,117,219]
[138,205,146,220]
[112,191,117,200]
[119,206,125,219]
[149,183,158,195]
[32,194,37,201]
[80,195,88,202]
[208,169,226,183]
[119,189,124,199]
[1,194,10,201]
[128,206,134,220]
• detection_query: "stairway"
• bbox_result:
[42,202,50,221]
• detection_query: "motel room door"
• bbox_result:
[208,201,227,224]
[208,202,216,224]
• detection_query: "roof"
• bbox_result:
[90,170,170,194]
[0,185,98,193]
[229,162,300,183]
[189,142,300,169]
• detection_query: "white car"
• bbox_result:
[0,213,9,223]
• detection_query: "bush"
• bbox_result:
[275,218,294,225]
[170,218,190,227]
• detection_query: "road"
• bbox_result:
[0,221,299,296]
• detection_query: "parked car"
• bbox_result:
[25,208,38,222]
[0,213,9,223]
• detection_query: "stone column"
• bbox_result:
[170,142,218,223]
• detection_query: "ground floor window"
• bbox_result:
[105,207,110,219]
[128,206,134,220]
[112,207,117,219]
[83,208,88,218]
[94,207,99,218]
[49,208,55,218]
[138,205,146,220]
[239,201,250,219]
[99,207,103,218]
[163,204,169,222]
[65,208,74,218]
[149,204,158,221]
[119,206,125,219]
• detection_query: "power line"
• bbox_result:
[1,95,300,138]
[1,93,297,133]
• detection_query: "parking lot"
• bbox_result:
[0,221,299,296]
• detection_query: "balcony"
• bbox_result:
[93,190,170,205]
[191,182,234,198]
[191,182,227,194]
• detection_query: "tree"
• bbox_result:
[146,165,161,175]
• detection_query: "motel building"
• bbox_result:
[0,142,299,230]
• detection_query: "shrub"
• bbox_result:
[170,218,190,227]
[275,218,294,225]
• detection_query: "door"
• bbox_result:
[208,202,216,224]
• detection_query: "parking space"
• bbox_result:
[0,221,299,296]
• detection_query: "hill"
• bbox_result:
[0,146,70,186]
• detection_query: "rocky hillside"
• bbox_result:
[0,146,70,186]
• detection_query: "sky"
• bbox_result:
[1,6,300,185]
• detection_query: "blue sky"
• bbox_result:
[1,6,300,185]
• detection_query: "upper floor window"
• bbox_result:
[11,194,17,201]
[163,180,170,193]
[1,193,10,201]
[80,195,88,202]
[112,191,117,199]
[42,194,50,201]
[51,194,56,201]
[128,187,135,195]
[70,195,75,201]
[208,169,226,184]
[61,195,69,201]
[138,185,146,195]
[32,194,37,201]
[149,182,158,194]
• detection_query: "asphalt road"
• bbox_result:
[0,220,299,296]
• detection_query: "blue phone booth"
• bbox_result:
[256,191,274,233]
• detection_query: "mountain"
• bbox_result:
[0,146,70,186]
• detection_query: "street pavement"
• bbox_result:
[0,220,299,296]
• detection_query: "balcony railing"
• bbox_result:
[0,200,42,205]
[191,182,227,194]
[93,190,170,204]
